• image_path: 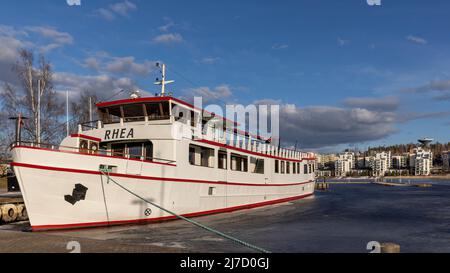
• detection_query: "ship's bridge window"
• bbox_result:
[189,144,214,167]
[231,153,248,172]
[110,141,153,160]
[275,160,279,173]
[99,101,170,124]
[250,157,264,174]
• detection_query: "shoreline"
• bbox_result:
[325,175,450,181]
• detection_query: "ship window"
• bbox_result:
[123,104,145,122]
[281,161,285,174]
[275,160,279,173]
[304,164,308,174]
[286,162,290,174]
[128,143,143,159]
[145,102,170,120]
[293,162,296,174]
[190,110,198,127]
[90,142,99,155]
[208,187,216,196]
[144,142,153,161]
[189,144,214,167]
[231,153,248,172]
[250,157,264,174]
[111,143,126,157]
[79,140,89,153]
[218,150,227,169]
[189,147,196,165]
[297,162,301,174]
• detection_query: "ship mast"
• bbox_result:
[154,63,174,96]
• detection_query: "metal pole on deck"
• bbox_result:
[37,80,41,144]
[66,90,69,137]
[89,96,93,125]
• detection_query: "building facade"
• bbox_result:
[334,152,355,177]
[369,151,391,177]
[442,151,450,172]
[410,147,433,176]
[392,154,408,169]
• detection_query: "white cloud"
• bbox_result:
[105,56,157,75]
[83,57,100,70]
[406,35,427,45]
[272,44,289,50]
[158,19,175,32]
[110,1,136,16]
[0,25,73,84]
[53,72,145,100]
[187,85,232,102]
[81,54,158,76]
[96,1,137,21]
[250,97,448,149]
[337,37,350,47]
[152,33,183,44]
[402,79,450,100]
[26,26,73,45]
[343,96,399,111]
[198,57,220,65]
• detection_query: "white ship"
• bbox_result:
[11,65,316,230]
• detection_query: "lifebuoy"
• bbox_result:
[17,204,28,221]
[1,204,18,223]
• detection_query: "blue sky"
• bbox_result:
[0,0,449,152]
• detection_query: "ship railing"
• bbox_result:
[101,115,171,125]
[10,141,176,165]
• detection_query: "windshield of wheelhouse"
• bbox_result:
[98,101,170,124]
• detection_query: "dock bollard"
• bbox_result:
[380,243,400,253]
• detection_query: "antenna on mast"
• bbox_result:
[154,62,174,96]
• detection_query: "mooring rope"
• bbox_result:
[99,170,271,253]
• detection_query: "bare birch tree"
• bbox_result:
[1,49,63,144]
[69,90,98,133]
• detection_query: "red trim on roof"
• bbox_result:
[30,193,314,231]
[70,134,101,142]
[96,96,238,125]
[96,96,172,108]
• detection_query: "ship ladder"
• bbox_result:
[99,170,270,253]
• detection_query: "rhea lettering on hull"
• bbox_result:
[104,128,134,140]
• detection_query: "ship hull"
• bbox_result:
[12,146,315,231]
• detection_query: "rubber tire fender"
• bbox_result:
[17,204,28,221]
[1,204,18,223]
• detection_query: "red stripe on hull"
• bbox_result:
[31,193,314,231]
[11,162,314,187]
